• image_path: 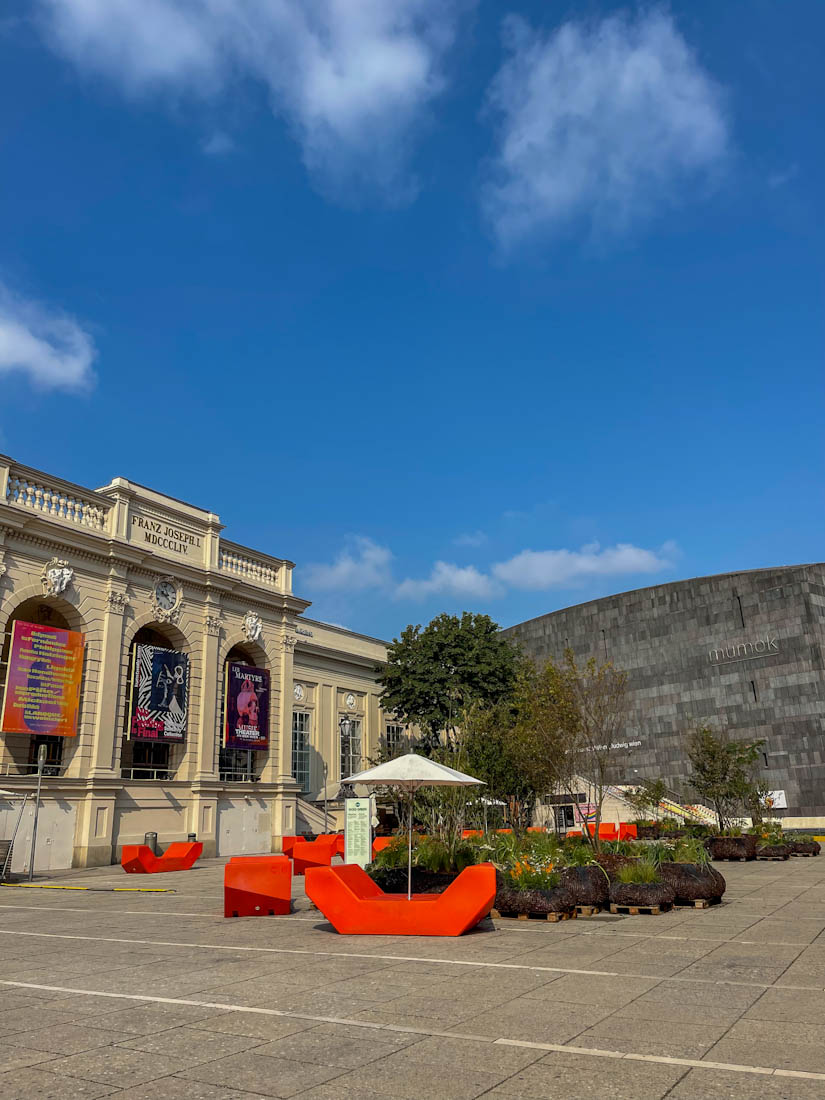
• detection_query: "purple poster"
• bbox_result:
[224,663,269,751]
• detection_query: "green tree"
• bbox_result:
[686,726,765,831]
[377,612,520,749]
[510,650,630,850]
[462,699,537,829]
[624,777,668,821]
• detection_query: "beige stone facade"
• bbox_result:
[0,454,398,872]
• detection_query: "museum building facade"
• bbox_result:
[503,564,825,825]
[0,454,403,872]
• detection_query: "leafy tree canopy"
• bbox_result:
[687,726,765,831]
[377,612,520,748]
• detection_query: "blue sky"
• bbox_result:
[1,1,822,640]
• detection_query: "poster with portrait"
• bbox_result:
[0,620,85,737]
[129,644,189,742]
[224,662,269,751]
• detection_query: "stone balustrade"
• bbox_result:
[5,467,111,532]
[218,542,284,589]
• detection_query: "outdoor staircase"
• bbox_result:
[296,796,338,835]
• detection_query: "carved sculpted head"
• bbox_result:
[243,611,263,643]
[42,558,73,596]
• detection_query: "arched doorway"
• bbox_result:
[218,643,269,783]
[0,596,84,777]
[120,623,189,781]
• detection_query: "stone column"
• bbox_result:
[195,608,222,781]
[89,585,129,777]
[272,631,299,847]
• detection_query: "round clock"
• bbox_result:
[154,579,178,611]
[293,683,304,701]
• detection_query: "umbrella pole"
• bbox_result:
[407,788,413,901]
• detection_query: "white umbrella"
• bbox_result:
[342,752,484,899]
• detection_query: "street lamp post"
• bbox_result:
[28,743,48,882]
[322,760,329,834]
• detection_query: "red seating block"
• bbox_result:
[372,836,394,855]
[224,855,291,917]
[292,836,337,876]
[619,823,638,840]
[121,841,203,874]
[304,863,496,936]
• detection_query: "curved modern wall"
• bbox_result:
[502,564,825,820]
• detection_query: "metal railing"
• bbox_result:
[120,767,172,781]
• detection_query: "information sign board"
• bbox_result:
[344,797,372,868]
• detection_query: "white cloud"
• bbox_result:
[302,536,393,591]
[396,562,501,601]
[483,8,729,244]
[0,284,96,390]
[301,534,676,604]
[453,530,487,547]
[38,0,468,200]
[201,130,235,156]
[492,541,675,590]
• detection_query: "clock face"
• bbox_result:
[293,684,304,701]
[155,581,177,610]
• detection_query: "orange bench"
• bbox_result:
[292,836,338,876]
[372,836,394,856]
[317,833,345,856]
[224,855,291,917]
[619,823,638,840]
[304,862,496,936]
[121,841,203,874]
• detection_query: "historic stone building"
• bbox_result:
[0,454,402,872]
[503,565,825,825]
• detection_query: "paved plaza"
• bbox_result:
[1,858,825,1098]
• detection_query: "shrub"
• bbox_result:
[671,838,711,866]
[508,860,561,892]
[615,861,662,885]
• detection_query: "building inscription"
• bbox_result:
[131,514,202,557]
[709,634,779,664]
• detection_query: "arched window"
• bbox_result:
[219,644,269,783]
[120,625,189,781]
[0,598,83,777]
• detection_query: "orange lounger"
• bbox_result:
[292,836,338,876]
[372,836,394,856]
[304,863,496,936]
[619,823,638,840]
[317,833,345,856]
[121,841,203,874]
[224,855,291,917]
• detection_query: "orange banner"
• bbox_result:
[0,620,85,737]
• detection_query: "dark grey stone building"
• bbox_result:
[502,564,825,822]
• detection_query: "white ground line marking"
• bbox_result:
[2,979,823,1083]
[1,904,818,948]
[0,905,319,921]
[0,928,821,992]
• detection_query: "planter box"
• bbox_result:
[705,836,758,861]
[659,862,726,903]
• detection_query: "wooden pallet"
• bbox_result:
[713,856,752,862]
[575,905,602,917]
[673,896,722,909]
[757,855,789,861]
[491,908,577,923]
[790,852,818,857]
[609,902,672,916]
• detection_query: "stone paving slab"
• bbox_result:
[2,857,825,1097]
